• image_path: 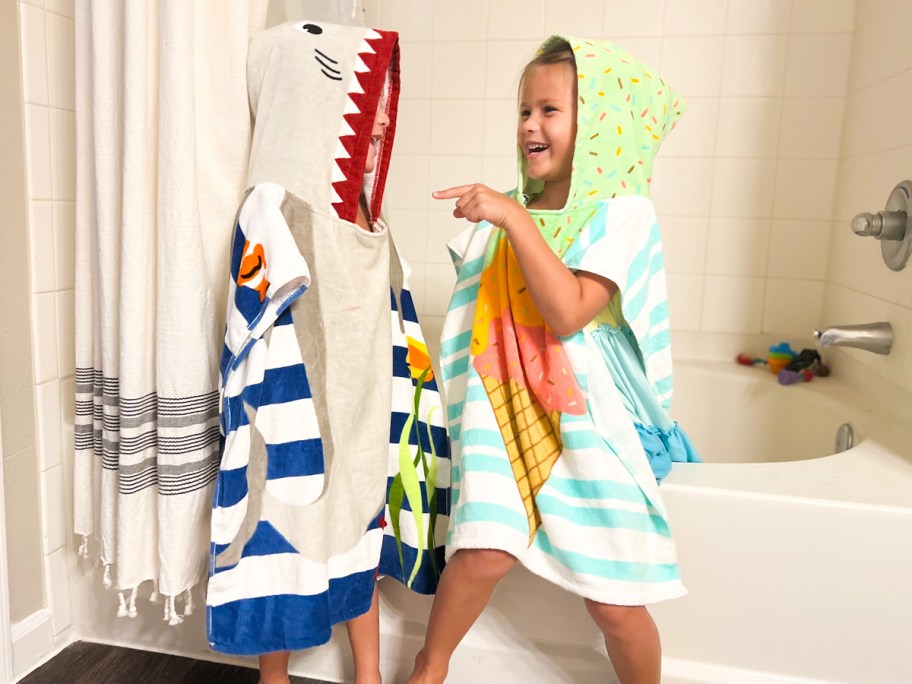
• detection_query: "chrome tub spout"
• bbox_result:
[813,322,893,355]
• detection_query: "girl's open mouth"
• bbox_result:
[526,142,549,158]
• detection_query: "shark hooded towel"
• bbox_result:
[206,20,449,655]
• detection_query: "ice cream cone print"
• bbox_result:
[471,231,587,542]
[481,374,562,542]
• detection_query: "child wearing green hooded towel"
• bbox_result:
[407,36,701,684]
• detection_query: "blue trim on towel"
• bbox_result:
[207,567,377,655]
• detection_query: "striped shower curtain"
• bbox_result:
[73,0,269,621]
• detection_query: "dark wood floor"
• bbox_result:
[19,641,334,683]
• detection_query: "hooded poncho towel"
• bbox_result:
[440,36,700,605]
[206,20,450,655]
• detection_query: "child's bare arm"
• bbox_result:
[434,184,616,336]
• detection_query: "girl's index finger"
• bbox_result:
[432,185,477,200]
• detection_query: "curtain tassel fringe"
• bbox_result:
[149,579,161,603]
[182,588,194,617]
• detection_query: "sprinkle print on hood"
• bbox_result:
[520,36,684,230]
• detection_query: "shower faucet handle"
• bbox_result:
[849,180,912,271]
[851,212,875,236]
[850,210,907,240]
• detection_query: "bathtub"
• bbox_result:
[654,359,912,684]
[77,358,912,683]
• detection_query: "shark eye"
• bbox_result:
[300,23,322,34]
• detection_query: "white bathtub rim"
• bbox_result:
[667,357,912,511]
[663,439,912,512]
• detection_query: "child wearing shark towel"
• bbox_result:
[206,21,450,684]
[407,37,700,684]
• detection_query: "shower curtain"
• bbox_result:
[74,0,368,622]
[73,0,272,620]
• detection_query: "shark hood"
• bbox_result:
[246,20,400,226]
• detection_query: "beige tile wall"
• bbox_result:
[1,0,44,626]
[15,0,75,637]
[364,0,856,360]
[823,0,912,394]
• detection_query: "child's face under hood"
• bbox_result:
[365,106,391,174]
[518,62,578,192]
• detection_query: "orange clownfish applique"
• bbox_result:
[237,241,269,302]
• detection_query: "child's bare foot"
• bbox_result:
[406,649,447,684]
[257,677,290,684]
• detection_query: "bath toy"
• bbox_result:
[769,341,797,356]
[778,368,813,385]
[768,341,797,374]
[785,348,821,373]
[736,353,766,367]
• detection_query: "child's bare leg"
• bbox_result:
[584,601,661,684]
[258,651,291,684]
[345,583,382,684]
[407,549,517,684]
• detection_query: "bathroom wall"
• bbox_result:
[363,0,856,362]
[12,0,76,666]
[822,0,912,395]
[1,0,44,629]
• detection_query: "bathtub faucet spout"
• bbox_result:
[813,321,893,355]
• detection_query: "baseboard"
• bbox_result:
[10,610,67,681]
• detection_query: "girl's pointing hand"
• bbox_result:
[433,184,524,229]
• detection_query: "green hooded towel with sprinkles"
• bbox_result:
[438,35,701,606]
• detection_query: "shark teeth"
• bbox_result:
[342,96,361,115]
[334,140,350,160]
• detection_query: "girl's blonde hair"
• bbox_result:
[519,39,576,89]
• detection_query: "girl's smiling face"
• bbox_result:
[518,62,577,187]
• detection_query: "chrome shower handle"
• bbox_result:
[851,211,907,240]
[849,180,912,271]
